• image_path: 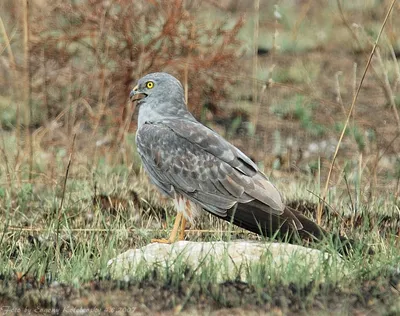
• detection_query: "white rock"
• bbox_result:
[108,241,344,282]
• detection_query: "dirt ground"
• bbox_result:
[1,273,399,315]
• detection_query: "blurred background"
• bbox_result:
[0,0,400,211]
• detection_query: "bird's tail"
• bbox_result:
[223,200,354,255]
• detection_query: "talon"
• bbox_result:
[151,213,188,244]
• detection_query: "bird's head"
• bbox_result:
[129,72,195,126]
[130,72,185,105]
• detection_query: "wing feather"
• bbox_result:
[159,119,284,213]
[136,121,285,219]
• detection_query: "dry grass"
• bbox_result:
[317,0,397,225]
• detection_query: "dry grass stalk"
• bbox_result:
[55,133,76,268]
[291,0,312,42]
[22,0,33,182]
[317,0,397,224]
[374,48,400,130]
[251,0,260,134]
[334,71,346,116]
[338,0,400,126]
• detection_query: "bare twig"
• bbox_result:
[317,0,396,224]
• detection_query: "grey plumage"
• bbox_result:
[130,72,338,244]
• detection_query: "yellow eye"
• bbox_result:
[146,81,154,89]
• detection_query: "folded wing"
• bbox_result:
[136,120,310,235]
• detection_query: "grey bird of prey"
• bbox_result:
[129,72,329,245]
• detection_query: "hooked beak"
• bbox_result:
[129,85,147,102]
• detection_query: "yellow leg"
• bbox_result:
[151,213,183,244]
[179,217,187,241]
